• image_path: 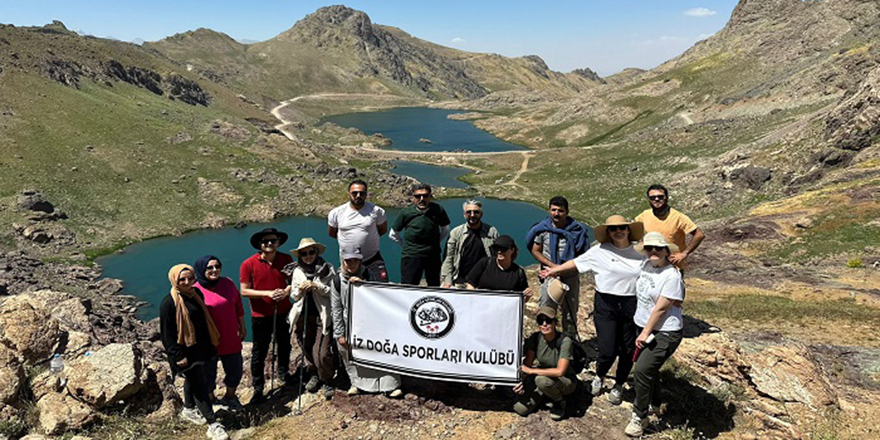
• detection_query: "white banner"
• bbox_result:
[348,282,523,385]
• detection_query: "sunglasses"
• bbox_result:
[206,264,222,271]
[648,195,667,201]
[413,193,432,199]
[261,238,279,245]
[300,249,318,256]
[607,225,629,232]
[536,315,556,325]
[465,210,481,215]
[643,245,667,252]
[350,191,366,196]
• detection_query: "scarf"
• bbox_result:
[525,216,591,265]
[193,254,221,288]
[168,264,220,348]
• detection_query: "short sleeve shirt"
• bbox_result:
[573,243,644,296]
[634,261,685,332]
[635,208,698,253]
[525,332,576,378]
[533,232,567,264]
[465,257,529,292]
[239,252,294,317]
[391,203,451,258]
[328,202,386,261]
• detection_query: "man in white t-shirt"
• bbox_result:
[328,179,389,282]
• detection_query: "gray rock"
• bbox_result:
[66,343,145,408]
[36,392,98,435]
[17,190,55,213]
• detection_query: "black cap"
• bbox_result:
[490,235,516,252]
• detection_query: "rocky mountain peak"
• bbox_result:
[727,0,809,29]
[282,5,377,45]
[571,67,605,84]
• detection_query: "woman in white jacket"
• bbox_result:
[284,238,337,400]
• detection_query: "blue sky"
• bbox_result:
[1,1,739,76]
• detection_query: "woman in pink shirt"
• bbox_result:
[194,255,246,411]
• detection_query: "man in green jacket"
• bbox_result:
[390,184,451,286]
[441,200,499,288]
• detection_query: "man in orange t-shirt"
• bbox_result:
[634,184,705,269]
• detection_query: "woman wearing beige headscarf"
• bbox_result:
[160,264,228,440]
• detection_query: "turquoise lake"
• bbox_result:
[390,160,469,188]
[322,107,524,153]
[99,198,547,328]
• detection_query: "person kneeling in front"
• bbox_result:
[513,307,577,421]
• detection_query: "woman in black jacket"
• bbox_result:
[160,264,228,440]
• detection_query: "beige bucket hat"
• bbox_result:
[291,237,326,258]
[634,232,679,255]
[546,277,570,304]
[593,215,645,243]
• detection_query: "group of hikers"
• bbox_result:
[160,179,705,439]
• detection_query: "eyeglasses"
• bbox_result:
[261,238,279,245]
[465,210,481,215]
[206,265,222,271]
[300,249,318,256]
[607,225,628,232]
[413,193,432,199]
[643,245,666,252]
[536,316,556,325]
[350,191,366,196]
[648,195,666,201]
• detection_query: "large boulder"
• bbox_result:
[36,392,97,435]
[66,343,144,408]
[0,295,61,365]
[17,190,55,213]
[746,344,838,410]
[0,344,24,404]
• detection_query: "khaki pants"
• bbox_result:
[513,375,577,416]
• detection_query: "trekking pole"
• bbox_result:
[296,289,308,415]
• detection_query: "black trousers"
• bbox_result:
[363,251,389,283]
[593,291,637,384]
[251,314,292,392]
[182,362,216,423]
[633,329,683,418]
[401,254,441,287]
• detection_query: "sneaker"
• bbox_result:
[608,385,623,405]
[218,396,243,411]
[388,389,403,399]
[305,375,321,393]
[347,386,360,396]
[549,400,566,421]
[206,422,229,440]
[590,376,603,396]
[322,384,335,400]
[624,412,648,437]
[179,407,207,425]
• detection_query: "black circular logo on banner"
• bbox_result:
[410,296,456,339]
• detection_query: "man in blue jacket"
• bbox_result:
[526,196,592,336]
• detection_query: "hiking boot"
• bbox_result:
[608,385,623,405]
[347,386,360,396]
[624,412,648,437]
[549,400,566,421]
[179,407,206,425]
[322,384,335,400]
[305,375,321,393]
[206,422,229,440]
[590,376,603,396]
[249,389,266,405]
[388,388,403,398]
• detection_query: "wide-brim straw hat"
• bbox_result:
[594,215,645,243]
[291,237,326,258]
[635,232,680,255]
[546,278,569,304]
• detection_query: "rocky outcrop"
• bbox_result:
[36,392,98,435]
[824,65,880,154]
[571,68,605,84]
[17,190,56,214]
[0,294,62,365]
[66,343,145,408]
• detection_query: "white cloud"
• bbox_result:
[684,7,717,17]
[451,37,466,44]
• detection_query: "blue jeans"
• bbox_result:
[205,352,244,390]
